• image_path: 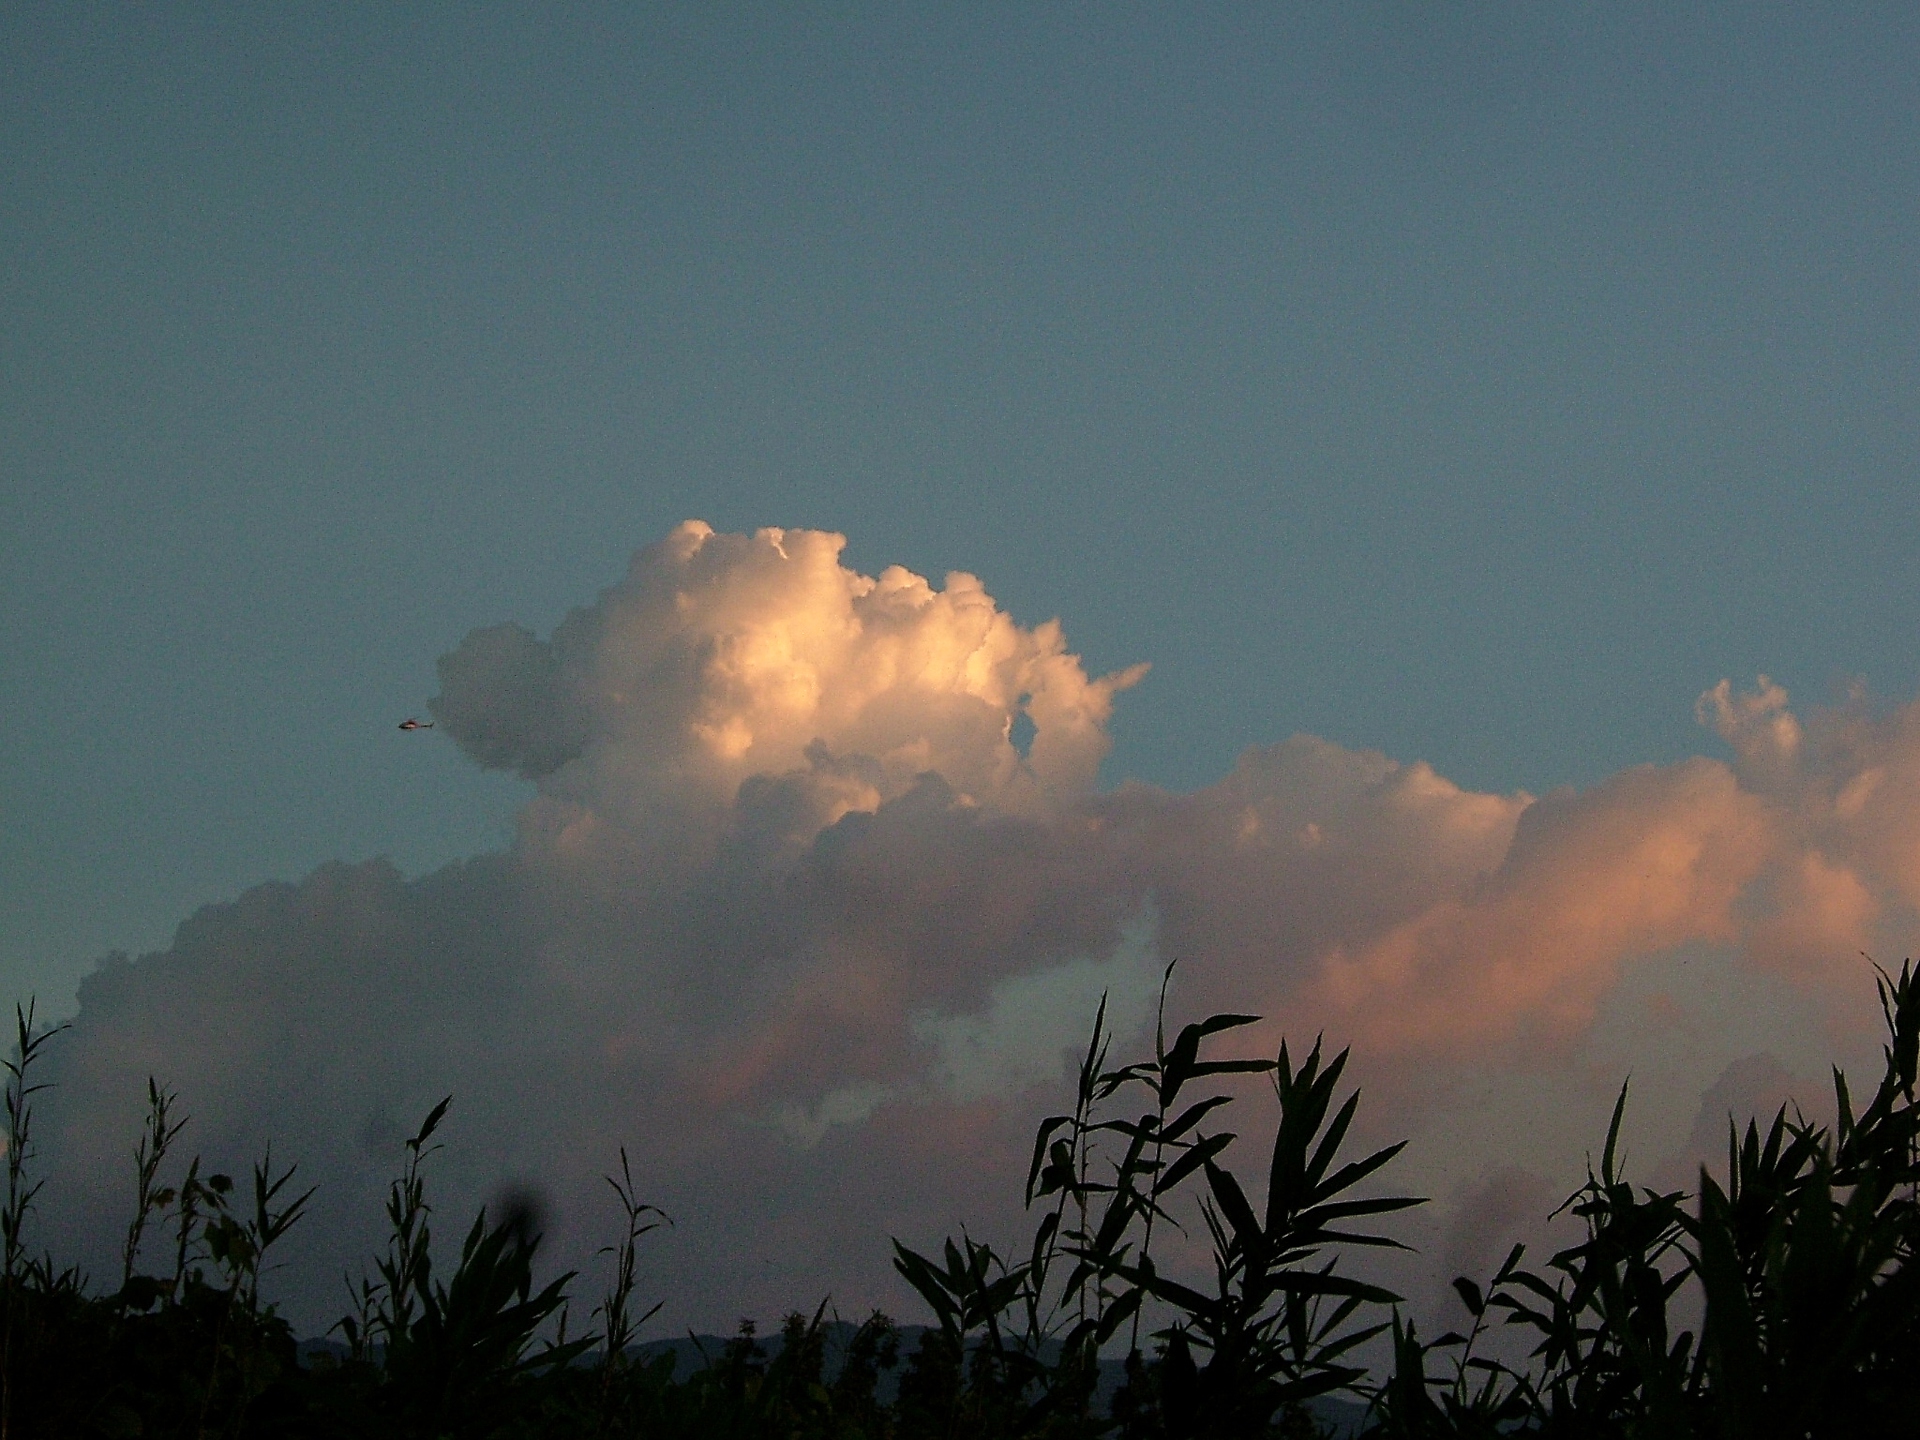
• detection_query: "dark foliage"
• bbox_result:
[3,961,1920,1437]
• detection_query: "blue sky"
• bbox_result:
[6,2,1919,1013]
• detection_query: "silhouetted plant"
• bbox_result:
[1372,960,1920,1440]
[9,958,1920,1436]
[1,1001,65,1440]
[895,964,1416,1439]
[119,1077,186,1299]
[1110,1035,1415,1439]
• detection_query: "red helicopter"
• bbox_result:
[398,717,435,731]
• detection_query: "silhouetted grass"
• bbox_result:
[4,960,1920,1437]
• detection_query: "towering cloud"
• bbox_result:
[33,525,1920,1334]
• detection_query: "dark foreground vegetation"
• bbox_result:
[5,961,1920,1439]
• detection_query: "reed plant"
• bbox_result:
[1,961,1918,1436]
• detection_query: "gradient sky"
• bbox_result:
[6,4,1920,1014]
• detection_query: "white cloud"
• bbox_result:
[769,1081,898,1149]
[914,913,1166,1102]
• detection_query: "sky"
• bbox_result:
[5,4,1920,1334]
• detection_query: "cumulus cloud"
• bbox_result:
[1438,1166,1557,1304]
[1651,1052,1810,1194]
[1310,757,1776,1054]
[32,524,1920,1334]
[434,522,1144,826]
[914,914,1167,1103]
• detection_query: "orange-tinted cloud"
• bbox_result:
[1310,758,1777,1053]
[33,525,1920,1333]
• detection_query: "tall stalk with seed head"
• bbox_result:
[1,1002,65,1440]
